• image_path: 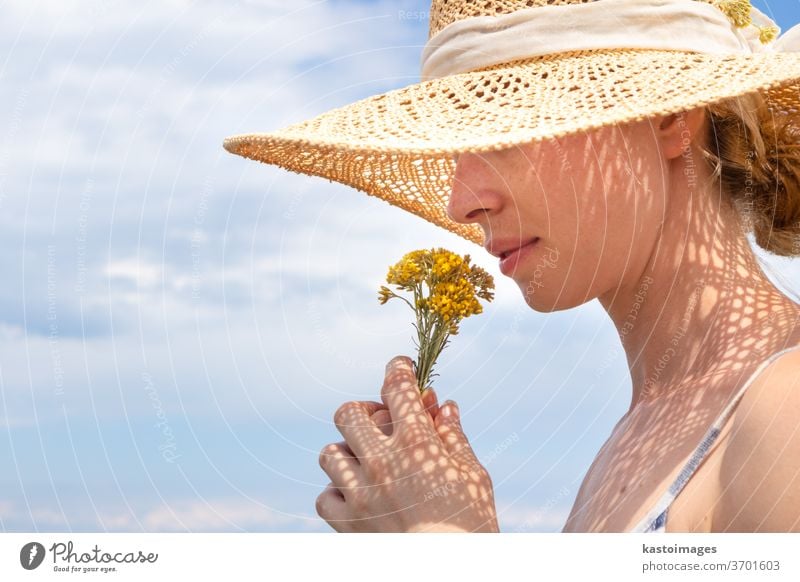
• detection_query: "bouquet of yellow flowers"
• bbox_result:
[378,248,495,393]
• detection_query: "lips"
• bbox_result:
[485,237,540,259]
[497,238,541,276]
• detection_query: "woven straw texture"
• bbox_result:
[224,0,800,247]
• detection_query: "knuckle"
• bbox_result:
[472,463,489,480]
[472,463,491,484]
[382,368,416,396]
[456,456,486,479]
[318,443,339,470]
[333,401,359,428]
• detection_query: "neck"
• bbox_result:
[599,169,800,412]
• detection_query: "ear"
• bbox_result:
[657,107,706,160]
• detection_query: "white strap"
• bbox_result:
[629,343,800,533]
[421,0,800,81]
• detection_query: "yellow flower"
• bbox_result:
[758,24,779,44]
[431,248,464,279]
[386,250,426,289]
[715,0,752,29]
[468,264,495,302]
[429,278,482,322]
[378,247,495,392]
[378,286,393,305]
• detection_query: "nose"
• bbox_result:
[446,152,504,226]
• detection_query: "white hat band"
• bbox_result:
[421,0,799,81]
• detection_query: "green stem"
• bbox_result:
[417,314,452,393]
[391,291,415,311]
[415,282,432,392]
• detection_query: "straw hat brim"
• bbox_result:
[223,48,800,247]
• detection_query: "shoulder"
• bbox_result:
[712,346,800,532]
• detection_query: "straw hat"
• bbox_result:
[223,0,800,248]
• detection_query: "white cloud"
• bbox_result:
[141,498,324,532]
[0,497,326,532]
[106,258,163,288]
[0,0,425,211]
[0,0,612,538]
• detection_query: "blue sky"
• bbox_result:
[1,0,799,533]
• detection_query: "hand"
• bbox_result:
[369,377,440,437]
[316,355,499,533]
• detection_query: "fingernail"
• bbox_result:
[442,401,458,418]
[386,356,411,371]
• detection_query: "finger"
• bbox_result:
[371,408,393,436]
[421,387,439,419]
[354,400,390,441]
[381,356,432,437]
[319,440,359,470]
[333,401,387,459]
[435,400,478,461]
[316,482,351,533]
[319,441,364,501]
[361,400,388,414]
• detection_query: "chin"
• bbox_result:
[517,280,591,313]
[517,281,555,312]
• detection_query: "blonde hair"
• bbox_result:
[700,92,800,257]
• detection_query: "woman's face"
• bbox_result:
[447,119,671,312]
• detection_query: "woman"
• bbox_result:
[224,0,800,532]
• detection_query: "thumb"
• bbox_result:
[435,400,476,461]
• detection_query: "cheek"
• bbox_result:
[518,128,667,310]
[571,150,665,288]
[540,148,661,302]
[514,131,663,295]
